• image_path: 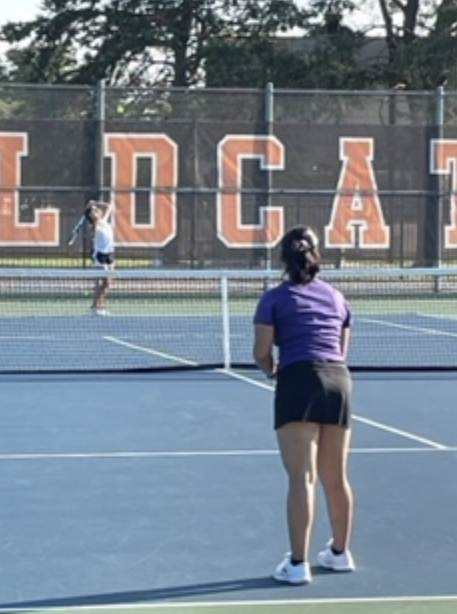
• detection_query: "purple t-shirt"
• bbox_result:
[253,278,352,368]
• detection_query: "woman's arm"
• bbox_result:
[253,323,276,377]
[340,326,351,360]
[89,200,113,222]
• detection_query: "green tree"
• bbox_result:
[2,0,457,91]
[374,0,457,89]
[0,0,310,86]
[205,1,369,89]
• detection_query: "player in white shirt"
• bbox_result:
[84,200,115,315]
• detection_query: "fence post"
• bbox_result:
[95,79,106,198]
[264,81,274,271]
[435,85,445,269]
[423,86,445,269]
[82,79,106,267]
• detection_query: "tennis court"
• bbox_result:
[1,266,457,373]
[1,370,456,612]
[0,267,457,613]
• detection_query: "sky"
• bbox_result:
[0,0,43,26]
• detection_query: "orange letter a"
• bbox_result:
[325,138,389,248]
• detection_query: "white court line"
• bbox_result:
[104,336,196,366]
[2,594,456,611]
[353,415,449,449]
[0,335,55,340]
[103,337,449,450]
[360,316,457,339]
[0,446,455,462]
[223,370,449,450]
[417,312,457,322]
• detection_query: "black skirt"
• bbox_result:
[94,251,114,266]
[274,360,352,430]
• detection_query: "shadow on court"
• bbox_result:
[0,574,308,609]
[1,585,457,614]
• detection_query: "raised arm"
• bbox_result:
[88,200,113,222]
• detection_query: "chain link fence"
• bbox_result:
[0,82,455,268]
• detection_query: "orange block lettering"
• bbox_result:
[0,133,58,246]
[217,135,284,247]
[431,139,457,248]
[325,138,389,248]
[105,134,177,246]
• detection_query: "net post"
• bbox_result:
[221,274,231,370]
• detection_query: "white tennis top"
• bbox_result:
[94,220,114,254]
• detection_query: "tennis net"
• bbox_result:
[0,266,456,374]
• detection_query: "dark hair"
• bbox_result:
[84,203,95,224]
[280,225,321,284]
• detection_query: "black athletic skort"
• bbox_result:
[274,360,352,430]
[94,251,114,266]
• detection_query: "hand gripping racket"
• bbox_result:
[67,214,86,246]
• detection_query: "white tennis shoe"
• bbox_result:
[317,542,355,572]
[273,556,312,585]
[96,308,110,316]
[90,307,110,316]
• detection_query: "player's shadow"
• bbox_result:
[0,568,334,610]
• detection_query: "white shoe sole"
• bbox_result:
[317,555,355,572]
[273,557,312,584]
[273,572,311,585]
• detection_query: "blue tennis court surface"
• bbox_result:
[0,369,456,612]
[2,266,457,372]
[1,311,457,372]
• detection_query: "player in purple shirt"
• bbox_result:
[253,225,355,585]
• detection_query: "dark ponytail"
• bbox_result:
[84,204,94,225]
[280,225,321,284]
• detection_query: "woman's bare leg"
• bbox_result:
[276,421,320,562]
[317,425,353,551]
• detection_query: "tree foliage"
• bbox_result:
[374,0,457,89]
[0,0,456,90]
[0,0,310,86]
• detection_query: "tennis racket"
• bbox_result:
[67,214,86,246]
